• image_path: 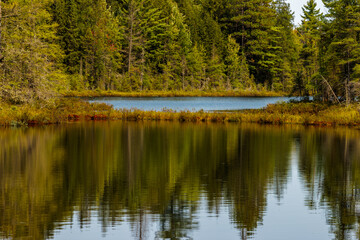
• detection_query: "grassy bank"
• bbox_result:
[0,98,360,127]
[63,89,285,98]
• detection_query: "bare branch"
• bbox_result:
[320,74,341,104]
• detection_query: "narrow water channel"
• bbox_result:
[87,96,302,111]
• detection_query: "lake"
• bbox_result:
[87,96,301,111]
[1,122,360,239]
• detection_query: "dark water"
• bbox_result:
[1,122,360,240]
[88,96,300,111]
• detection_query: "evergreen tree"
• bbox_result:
[224,0,278,87]
[206,46,225,90]
[225,36,252,90]
[83,0,122,89]
[271,0,297,92]
[175,0,226,56]
[298,0,322,95]
[118,0,177,90]
[118,0,145,90]
[53,0,121,90]
[158,0,192,90]
[322,0,360,103]
[187,44,206,89]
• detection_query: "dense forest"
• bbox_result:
[0,0,359,103]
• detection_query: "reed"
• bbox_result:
[0,98,359,127]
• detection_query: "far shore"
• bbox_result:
[63,90,286,98]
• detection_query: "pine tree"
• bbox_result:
[118,0,173,90]
[119,0,144,90]
[271,0,297,92]
[225,0,278,87]
[206,46,225,90]
[187,44,206,89]
[175,0,226,57]
[141,5,168,90]
[322,0,360,103]
[83,0,122,89]
[53,0,85,88]
[225,36,252,90]
[157,0,192,90]
[53,0,121,90]
[298,0,321,96]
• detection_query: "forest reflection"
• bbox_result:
[298,128,360,240]
[0,123,360,239]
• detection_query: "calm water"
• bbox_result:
[1,122,360,240]
[88,97,300,111]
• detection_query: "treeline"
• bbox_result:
[296,0,360,104]
[0,0,359,103]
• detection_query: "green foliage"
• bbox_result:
[297,0,322,96]
[222,0,279,87]
[53,0,122,90]
[1,0,360,102]
[298,0,360,104]
[187,44,206,89]
[0,0,67,103]
[271,0,297,92]
[225,36,253,90]
[322,0,360,103]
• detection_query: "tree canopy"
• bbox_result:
[0,0,359,104]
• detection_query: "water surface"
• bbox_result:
[1,123,360,239]
[88,96,299,111]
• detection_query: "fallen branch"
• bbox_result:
[320,74,340,104]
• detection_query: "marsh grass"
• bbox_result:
[0,98,359,127]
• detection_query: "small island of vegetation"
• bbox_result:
[0,0,359,127]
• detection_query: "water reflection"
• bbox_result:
[0,123,360,239]
[298,128,360,240]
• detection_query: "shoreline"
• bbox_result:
[0,98,359,128]
[63,90,286,98]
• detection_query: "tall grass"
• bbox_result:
[0,98,359,127]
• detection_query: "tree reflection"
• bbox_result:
[0,123,299,239]
[298,128,360,240]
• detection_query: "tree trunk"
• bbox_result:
[128,1,135,89]
[241,6,244,48]
[345,79,350,105]
[320,74,340,104]
[346,55,351,105]
[346,51,351,105]
[140,47,144,91]
[182,56,185,90]
[79,57,83,76]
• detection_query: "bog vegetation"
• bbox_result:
[0,0,359,103]
[0,98,359,127]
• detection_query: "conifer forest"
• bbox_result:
[0,0,359,104]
